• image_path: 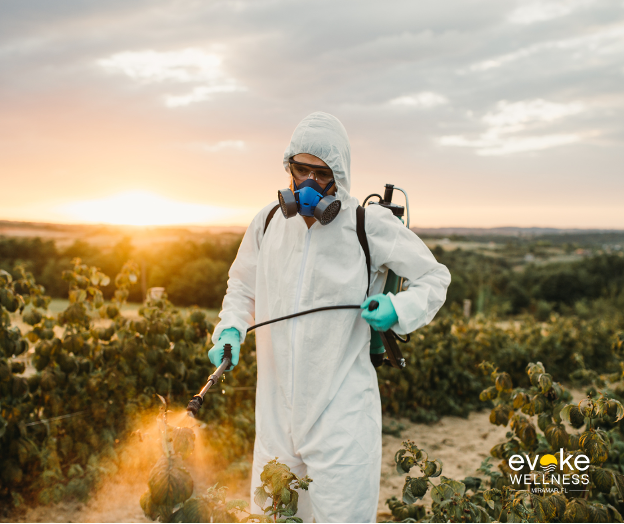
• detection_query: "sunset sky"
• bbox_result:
[1,0,623,228]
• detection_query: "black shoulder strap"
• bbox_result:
[264,205,280,235]
[356,205,371,298]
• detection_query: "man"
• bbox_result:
[209,112,451,522]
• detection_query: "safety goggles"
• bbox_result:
[288,157,334,186]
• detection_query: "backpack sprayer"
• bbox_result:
[186,184,411,419]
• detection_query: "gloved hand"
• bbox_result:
[208,327,241,371]
[361,294,399,332]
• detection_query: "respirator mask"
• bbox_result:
[278,157,342,225]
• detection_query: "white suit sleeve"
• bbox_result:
[212,203,277,344]
[366,205,451,335]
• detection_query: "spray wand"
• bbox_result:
[185,344,232,418]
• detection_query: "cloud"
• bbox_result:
[482,99,584,132]
[165,86,244,107]
[508,0,593,25]
[97,48,245,106]
[469,24,624,71]
[98,49,224,83]
[389,92,448,108]
[439,99,586,155]
[440,133,582,156]
[189,140,246,152]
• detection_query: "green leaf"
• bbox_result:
[410,477,429,500]
[394,449,406,463]
[461,476,481,493]
[495,372,513,392]
[148,455,193,508]
[254,486,269,509]
[175,497,211,523]
[609,399,624,422]
[397,456,415,474]
[402,480,416,505]
[614,475,624,504]
[428,459,443,478]
[606,504,623,523]
[243,514,273,523]
[226,499,249,512]
[447,479,466,497]
[548,493,567,517]
[480,386,498,401]
[430,484,444,504]
[67,464,84,479]
[171,427,195,460]
[432,479,455,502]
[564,499,589,523]
[592,468,614,494]
[538,373,553,394]
[560,404,573,424]
[579,399,595,418]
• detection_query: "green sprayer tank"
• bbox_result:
[366,184,408,357]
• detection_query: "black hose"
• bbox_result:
[247,304,361,332]
[394,332,410,343]
[362,193,383,207]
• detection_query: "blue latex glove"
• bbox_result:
[361,294,399,332]
[208,327,241,371]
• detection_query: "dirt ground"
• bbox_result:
[376,410,510,521]
[7,408,515,523]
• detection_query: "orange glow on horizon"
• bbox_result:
[58,190,250,226]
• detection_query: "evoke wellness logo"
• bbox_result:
[508,449,590,494]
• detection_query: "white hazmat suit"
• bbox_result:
[213,112,451,522]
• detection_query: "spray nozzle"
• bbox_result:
[186,395,203,417]
[184,343,234,420]
[368,300,379,311]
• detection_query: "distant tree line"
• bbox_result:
[420,231,624,250]
[0,235,240,309]
[432,245,624,318]
[1,235,623,317]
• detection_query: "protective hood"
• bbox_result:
[283,112,352,204]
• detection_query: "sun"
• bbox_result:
[61,191,238,226]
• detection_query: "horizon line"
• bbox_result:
[1,219,623,233]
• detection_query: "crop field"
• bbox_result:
[1,231,624,522]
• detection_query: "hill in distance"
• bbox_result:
[411,226,624,237]
[1,220,623,249]
[0,220,246,249]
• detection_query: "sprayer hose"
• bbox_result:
[247,304,361,332]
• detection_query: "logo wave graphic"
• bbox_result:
[539,454,558,474]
